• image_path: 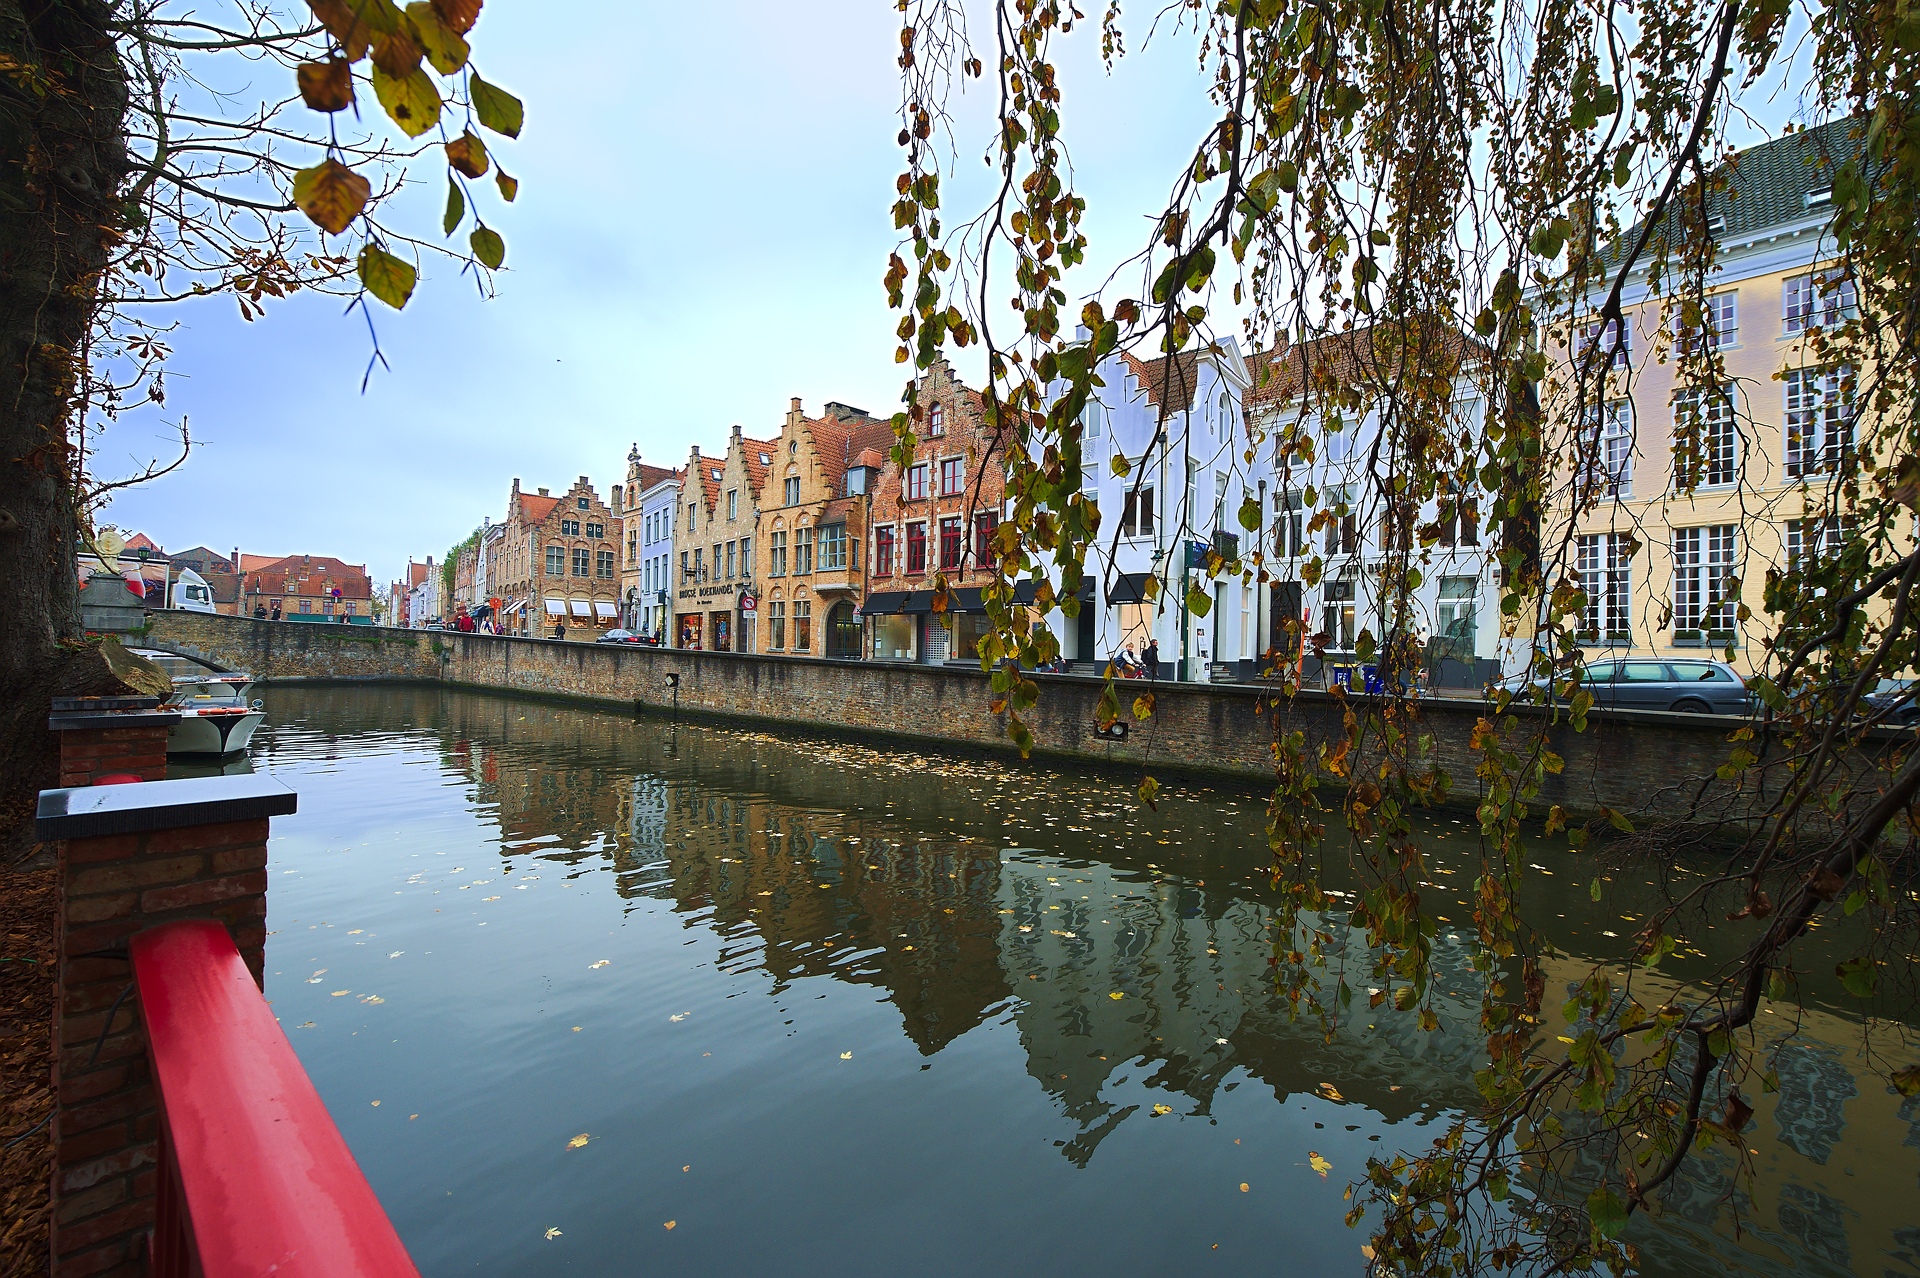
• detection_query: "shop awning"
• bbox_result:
[594,601,617,618]
[949,587,985,612]
[901,591,937,615]
[863,591,911,616]
[569,599,593,618]
[543,598,567,616]
[1105,572,1155,604]
[506,598,527,615]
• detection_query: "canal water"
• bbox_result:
[237,686,1917,1276]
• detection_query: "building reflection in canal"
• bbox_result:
[257,686,1919,1278]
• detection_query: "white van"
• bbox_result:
[171,567,216,613]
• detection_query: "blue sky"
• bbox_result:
[96,0,1223,584]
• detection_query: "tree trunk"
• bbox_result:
[0,0,130,854]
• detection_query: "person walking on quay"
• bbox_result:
[555,622,567,642]
[1144,638,1161,680]
[253,603,267,619]
[269,601,282,621]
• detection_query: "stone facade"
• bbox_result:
[757,398,893,660]
[865,357,1011,665]
[237,554,374,622]
[496,476,621,637]
[615,446,679,631]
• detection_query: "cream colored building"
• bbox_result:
[1540,121,1878,673]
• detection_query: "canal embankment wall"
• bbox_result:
[144,612,1809,832]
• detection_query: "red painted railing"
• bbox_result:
[132,920,421,1277]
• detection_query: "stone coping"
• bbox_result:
[48,707,182,732]
[37,775,298,841]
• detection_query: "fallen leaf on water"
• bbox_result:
[1239,1182,1249,1193]
[1309,1152,1332,1178]
[682,1165,690,1172]
[388,951,403,958]
[589,960,609,969]
[409,1114,418,1120]
[1318,1082,1344,1101]
[1151,1104,1172,1116]
[1017,924,1033,933]
[330,990,350,997]
[371,1100,381,1107]
[567,1134,589,1149]
[360,995,385,1005]
[669,1012,688,1022]
[1109,992,1125,1000]
[348,930,362,935]
[663,1221,676,1231]
[839,1051,853,1060]
[544,1228,561,1240]
[572,1026,582,1032]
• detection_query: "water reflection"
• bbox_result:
[253,686,1919,1278]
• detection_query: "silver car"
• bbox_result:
[1501,657,1753,714]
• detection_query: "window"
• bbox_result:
[692,548,704,581]
[784,476,801,505]
[727,489,738,520]
[928,402,945,436]
[1575,317,1630,369]
[561,519,581,537]
[1437,492,1480,547]
[793,600,812,652]
[680,550,690,581]
[298,597,311,613]
[874,527,896,576]
[906,522,928,574]
[1784,271,1857,333]
[974,512,998,566]
[1435,576,1477,660]
[741,540,754,579]
[1580,401,1634,499]
[793,526,814,574]
[344,601,356,615]
[1322,580,1356,650]
[725,541,736,578]
[1083,401,1104,438]
[547,545,565,576]
[1784,365,1855,477]
[768,601,786,649]
[905,464,928,501]
[940,456,965,496]
[1325,486,1358,555]
[818,523,847,571]
[1274,491,1305,557]
[1673,386,1736,488]
[585,522,604,539]
[596,550,615,579]
[1577,533,1631,640]
[712,544,721,581]
[1213,472,1230,531]
[769,531,787,576]
[1121,484,1155,538]
[1674,293,1737,354]
[1672,525,1736,638]
[578,496,589,510]
[939,516,962,570]
[1785,517,1853,571]
[627,531,637,564]
[1217,390,1234,438]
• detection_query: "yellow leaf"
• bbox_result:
[371,62,440,137]
[544,1227,562,1240]
[662,1220,676,1231]
[330,989,350,996]
[371,1099,381,1107]
[404,1,470,72]
[356,245,415,309]
[1317,1081,1344,1102]
[567,1133,589,1149]
[589,959,609,969]
[1239,1182,1249,1192]
[1109,991,1125,1000]
[292,159,370,235]
[297,57,355,112]
[839,1051,853,1060]
[1151,1103,1172,1115]
[1309,1152,1332,1177]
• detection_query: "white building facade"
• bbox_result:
[637,469,680,642]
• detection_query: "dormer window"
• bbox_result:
[577,497,589,510]
[1705,212,1726,235]
[759,452,770,465]
[1806,185,1832,209]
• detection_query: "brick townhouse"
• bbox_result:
[672,426,780,651]
[238,554,374,621]
[495,477,622,636]
[863,357,1012,664]
[756,398,895,659]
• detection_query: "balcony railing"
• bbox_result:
[134,919,420,1277]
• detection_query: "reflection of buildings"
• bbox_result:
[270,685,1919,1278]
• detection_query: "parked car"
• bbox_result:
[1498,657,1753,714]
[596,628,649,645]
[1864,677,1919,725]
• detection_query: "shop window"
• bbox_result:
[954,612,995,660]
[872,613,915,660]
[793,600,812,652]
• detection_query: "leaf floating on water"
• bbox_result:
[1239,1182,1249,1192]
[1151,1103,1172,1116]
[567,1133,589,1149]
[371,1100,381,1107]
[360,995,385,1005]
[331,990,350,997]
[663,1220,676,1231]
[669,1012,688,1022]
[589,960,609,970]
[544,1228,562,1240]
[388,951,404,958]
[839,1051,853,1060]
[1317,1082,1344,1102]
[1309,1152,1332,1178]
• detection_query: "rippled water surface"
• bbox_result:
[241,687,1918,1276]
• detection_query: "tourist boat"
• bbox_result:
[128,648,267,757]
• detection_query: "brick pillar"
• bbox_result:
[39,710,295,1278]
[50,697,174,788]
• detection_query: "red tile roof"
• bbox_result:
[1246,320,1477,409]
[243,555,372,600]
[738,437,779,496]
[516,491,561,525]
[1120,350,1203,413]
[633,463,678,492]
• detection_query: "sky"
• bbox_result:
[94,0,1226,586]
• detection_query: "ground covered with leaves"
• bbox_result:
[0,854,56,1274]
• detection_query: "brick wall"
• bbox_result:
[138,609,1844,834]
[47,720,275,1277]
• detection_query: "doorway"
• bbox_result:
[825,600,860,659]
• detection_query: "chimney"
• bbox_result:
[824,401,869,421]
[537,487,549,496]
[512,477,520,493]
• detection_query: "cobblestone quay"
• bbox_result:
[146,611,1810,833]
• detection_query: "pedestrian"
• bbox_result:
[556,623,567,642]
[270,602,282,622]
[1144,638,1160,678]
[252,604,267,619]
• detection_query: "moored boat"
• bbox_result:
[128,648,266,757]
